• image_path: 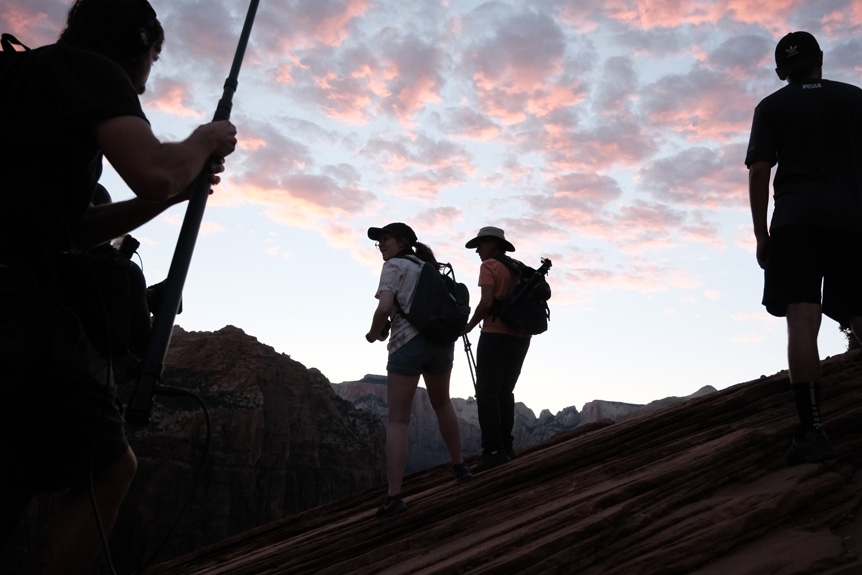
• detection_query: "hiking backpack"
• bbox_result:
[490,255,552,336]
[395,256,470,344]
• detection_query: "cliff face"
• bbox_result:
[144,349,862,575]
[1,326,386,573]
[333,377,710,473]
[332,376,581,472]
[579,385,716,425]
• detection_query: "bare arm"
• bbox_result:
[71,195,180,250]
[95,116,236,202]
[367,290,395,342]
[748,160,772,269]
[463,284,495,334]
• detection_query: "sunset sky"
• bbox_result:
[5,0,862,414]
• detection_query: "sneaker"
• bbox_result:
[375,494,407,517]
[452,462,473,482]
[786,426,836,467]
[470,450,511,473]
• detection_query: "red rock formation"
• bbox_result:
[144,349,862,575]
[0,326,386,573]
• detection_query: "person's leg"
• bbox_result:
[850,316,862,346]
[424,370,464,464]
[786,302,823,384]
[786,302,824,430]
[475,333,506,453]
[385,372,420,496]
[499,336,530,453]
[43,446,137,575]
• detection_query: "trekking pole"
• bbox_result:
[126,0,261,427]
[462,334,477,392]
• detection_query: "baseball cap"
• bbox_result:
[367,223,417,245]
[775,31,822,81]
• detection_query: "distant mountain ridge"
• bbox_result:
[332,374,715,472]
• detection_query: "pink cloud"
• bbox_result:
[144,81,203,119]
[640,69,753,142]
[523,172,624,228]
[361,134,475,181]
[1,1,62,46]
[437,107,501,141]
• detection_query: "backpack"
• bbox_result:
[394,256,470,344]
[490,255,552,336]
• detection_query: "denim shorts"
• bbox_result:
[763,224,862,323]
[387,333,454,376]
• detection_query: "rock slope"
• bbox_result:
[145,349,862,575]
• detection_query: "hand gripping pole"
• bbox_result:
[126,0,261,427]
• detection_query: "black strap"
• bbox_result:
[1,34,30,52]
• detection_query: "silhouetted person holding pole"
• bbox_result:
[463,226,531,472]
[0,1,237,572]
[746,31,862,466]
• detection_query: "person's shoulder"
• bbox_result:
[384,256,421,272]
[823,78,862,95]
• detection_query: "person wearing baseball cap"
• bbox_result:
[462,226,530,472]
[365,223,471,517]
[745,31,862,466]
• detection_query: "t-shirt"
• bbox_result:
[375,256,422,353]
[0,43,147,267]
[745,78,862,232]
[478,258,526,337]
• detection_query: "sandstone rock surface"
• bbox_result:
[146,349,862,575]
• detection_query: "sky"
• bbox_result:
[4,0,862,415]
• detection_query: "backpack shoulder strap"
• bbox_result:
[1,34,31,52]
[491,253,517,270]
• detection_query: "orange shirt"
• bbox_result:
[478,258,526,337]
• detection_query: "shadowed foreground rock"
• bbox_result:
[0,326,387,574]
[146,349,862,575]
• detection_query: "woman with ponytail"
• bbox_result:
[366,222,471,517]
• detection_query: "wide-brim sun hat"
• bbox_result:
[464,226,515,252]
[367,222,417,245]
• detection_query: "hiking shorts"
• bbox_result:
[0,267,129,492]
[387,333,454,376]
[763,224,862,324]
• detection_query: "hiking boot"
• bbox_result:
[786,426,836,467]
[471,450,510,473]
[375,494,406,517]
[452,462,473,482]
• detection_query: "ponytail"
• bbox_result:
[413,241,437,265]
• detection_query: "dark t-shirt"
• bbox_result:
[745,78,862,232]
[0,43,146,266]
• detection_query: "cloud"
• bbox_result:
[639,68,753,142]
[144,79,204,118]
[636,143,749,209]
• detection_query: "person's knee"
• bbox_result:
[787,303,822,336]
[429,395,452,412]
